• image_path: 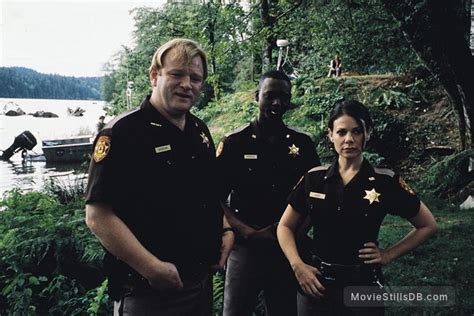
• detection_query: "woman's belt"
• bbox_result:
[310,254,384,288]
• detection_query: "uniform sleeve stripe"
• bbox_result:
[224,123,251,137]
[106,107,141,128]
[308,165,330,173]
[374,167,395,177]
[287,126,312,138]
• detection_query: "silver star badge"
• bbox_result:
[288,144,300,157]
[363,188,381,204]
[200,132,210,148]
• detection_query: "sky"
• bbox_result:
[0,0,166,77]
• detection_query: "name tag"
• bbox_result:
[155,145,172,154]
[309,192,326,199]
[244,154,258,160]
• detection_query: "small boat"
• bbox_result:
[42,135,93,163]
[1,131,93,163]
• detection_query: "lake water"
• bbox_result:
[0,98,108,197]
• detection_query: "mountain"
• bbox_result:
[0,67,102,100]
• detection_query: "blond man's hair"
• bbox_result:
[149,38,208,80]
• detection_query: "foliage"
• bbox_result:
[415,150,474,200]
[42,172,88,205]
[263,0,418,78]
[0,187,109,314]
[0,182,259,314]
[367,107,408,166]
[102,1,420,115]
[383,0,474,150]
[212,274,224,315]
[0,67,101,100]
[363,151,385,166]
[198,73,429,169]
[194,89,258,142]
[103,2,250,114]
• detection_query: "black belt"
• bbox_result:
[311,255,384,288]
[113,261,210,298]
[312,255,361,271]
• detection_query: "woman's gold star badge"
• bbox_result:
[363,188,381,204]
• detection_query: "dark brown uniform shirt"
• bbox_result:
[288,159,420,265]
[85,96,222,296]
[217,120,320,228]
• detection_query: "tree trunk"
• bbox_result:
[260,0,274,70]
[383,0,474,150]
[206,0,219,100]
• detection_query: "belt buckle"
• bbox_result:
[319,260,334,279]
[320,260,332,272]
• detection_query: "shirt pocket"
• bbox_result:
[307,192,329,218]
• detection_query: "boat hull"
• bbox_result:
[42,136,93,163]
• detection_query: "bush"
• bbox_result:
[368,107,408,166]
[0,187,109,314]
[0,184,239,314]
[415,149,474,200]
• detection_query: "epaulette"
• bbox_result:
[308,165,330,173]
[287,126,313,138]
[374,167,395,178]
[224,123,251,138]
[105,107,140,129]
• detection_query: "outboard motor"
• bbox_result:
[1,131,37,160]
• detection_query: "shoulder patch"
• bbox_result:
[374,167,395,178]
[399,177,416,195]
[216,141,224,157]
[225,123,251,138]
[93,135,111,163]
[308,165,330,173]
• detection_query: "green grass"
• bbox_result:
[379,199,474,315]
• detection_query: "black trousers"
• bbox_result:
[297,290,385,316]
[297,262,385,316]
[113,273,212,316]
[223,240,297,316]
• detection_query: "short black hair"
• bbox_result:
[257,70,291,91]
[328,100,373,132]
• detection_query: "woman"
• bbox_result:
[277,100,437,315]
[327,54,342,77]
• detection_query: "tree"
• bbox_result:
[383,0,474,150]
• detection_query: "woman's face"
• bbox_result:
[328,114,367,160]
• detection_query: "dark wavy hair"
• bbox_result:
[328,100,373,132]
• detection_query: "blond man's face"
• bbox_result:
[150,48,204,116]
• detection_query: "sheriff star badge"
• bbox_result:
[363,188,381,204]
[288,144,300,157]
[200,132,210,148]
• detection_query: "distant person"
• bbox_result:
[85,38,234,315]
[217,70,320,316]
[327,54,342,77]
[96,115,106,133]
[277,100,438,315]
